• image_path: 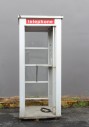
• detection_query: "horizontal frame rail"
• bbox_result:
[25,64,52,67]
[25,81,48,84]
[25,47,48,50]
[25,97,48,100]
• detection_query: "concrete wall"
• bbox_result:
[0,0,89,96]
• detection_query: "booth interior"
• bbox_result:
[24,26,56,118]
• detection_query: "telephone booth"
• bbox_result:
[18,15,63,119]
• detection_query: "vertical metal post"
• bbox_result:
[55,19,62,116]
[48,28,53,107]
[52,26,56,114]
[19,19,25,117]
[48,27,56,114]
[36,65,38,82]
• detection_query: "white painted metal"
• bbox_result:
[48,26,56,115]
[52,26,56,114]
[25,81,48,84]
[19,15,63,119]
[19,19,25,117]
[25,64,52,67]
[18,15,63,19]
[25,98,48,100]
[48,27,53,107]
[55,19,62,116]
[25,47,48,50]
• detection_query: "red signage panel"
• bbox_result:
[26,18,54,24]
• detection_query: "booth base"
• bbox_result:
[19,106,60,119]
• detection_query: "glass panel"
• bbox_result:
[25,67,36,81]
[25,32,48,47]
[37,67,48,81]
[25,83,48,97]
[25,49,48,64]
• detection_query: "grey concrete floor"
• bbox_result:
[0,108,89,127]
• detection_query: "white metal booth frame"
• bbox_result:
[18,15,63,119]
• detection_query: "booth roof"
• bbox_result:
[18,15,63,19]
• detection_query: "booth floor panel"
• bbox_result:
[20,106,60,119]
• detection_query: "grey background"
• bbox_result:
[0,0,89,97]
